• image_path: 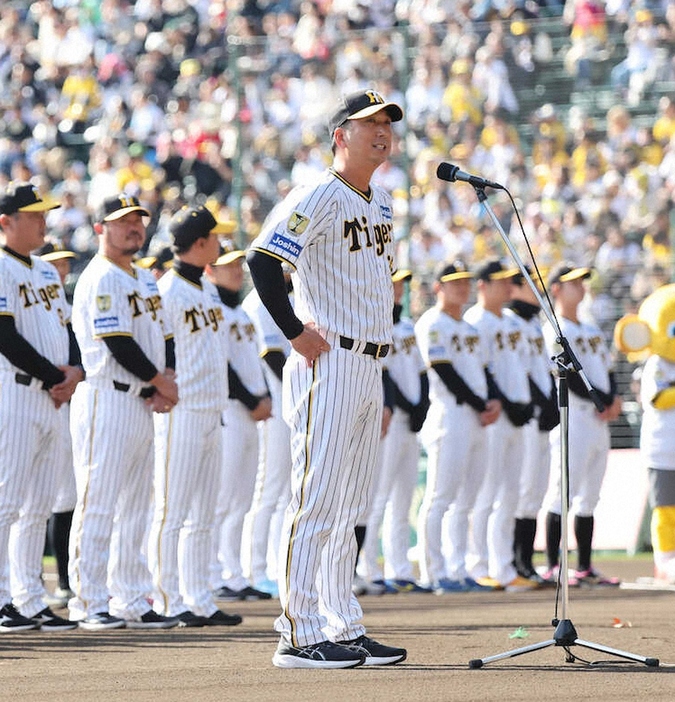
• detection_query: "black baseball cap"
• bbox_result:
[213,239,246,266]
[136,246,174,271]
[328,89,403,136]
[97,194,150,223]
[36,241,77,262]
[548,263,592,286]
[436,260,474,283]
[169,205,235,250]
[474,259,520,281]
[392,268,412,283]
[0,182,60,215]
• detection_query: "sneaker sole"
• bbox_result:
[37,622,78,632]
[78,620,126,631]
[0,622,39,632]
[361,651,407,666]
[272,652,365,669]
[125,621,178,629]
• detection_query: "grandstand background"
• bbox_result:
[1,0,674,447]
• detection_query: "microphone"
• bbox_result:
[436,162,504,190]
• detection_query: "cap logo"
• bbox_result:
[365,90,385,105]
[118,195,135,209]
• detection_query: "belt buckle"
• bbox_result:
[375,343,389,358]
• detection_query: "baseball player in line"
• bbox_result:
[358,269,431,593]
[38,242,80,609]
[541,264,622,587]
[149,205,243,627]
[241,280,293,596]
[414,261,500,593]
[206,244,273,602]
[248,89,407,669]
[506,273,559,585]
[68,194,180,630]
[0,183,82,633]
[464,260,538,592]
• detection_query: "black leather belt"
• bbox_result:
[339,335,389,359]
[15,373,46,389]
[113,380,156,398]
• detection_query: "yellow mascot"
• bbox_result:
[614,284,675,583]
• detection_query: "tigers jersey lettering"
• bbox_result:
[72,255,168,384]
[416,307,488,403]
[223,304,268,397]
[0,250,70,374]
[157,270,228,411]
[250,169,394,344]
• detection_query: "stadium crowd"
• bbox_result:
[0,0,673,336]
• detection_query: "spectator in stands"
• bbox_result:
[610,8,659,105]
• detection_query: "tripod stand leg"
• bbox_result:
[469,639,557,668]
[573,639,659,667]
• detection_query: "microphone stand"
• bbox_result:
[465,185,658,669]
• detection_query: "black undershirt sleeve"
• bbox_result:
[67,323,82,368]
[103,335,159,383]
[262,350,286,382]
[247,250,304,340]
[382,369,396,411]
[228,364,261,410]
[432,361,487,413]
[567,371,614,407]
[0,315,65,387]
[165,337,175,371]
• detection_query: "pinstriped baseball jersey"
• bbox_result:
[157,269,228,411]
[241,288,291,413]
[249,169,395,344]
[223,304,268,397]
[464,305,530,403]
[544,317,612,395]
[0,249,70,372]
[383,316,427,405]
[72,255,169,383]
[415,307,488,404]
[504,308,550,394]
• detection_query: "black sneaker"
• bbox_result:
[213,586,241,602]
[176,610,209,628]
[238,586,273,601]
[78,612,126,631]
[272,639,366,669]
[126,610,179,629]
[0,603,39,632]
[337,635,407,666]
[31,607,77,631]
[204,609,242,626]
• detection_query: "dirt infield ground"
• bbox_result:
[4,557,674,702]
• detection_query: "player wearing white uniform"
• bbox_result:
[149,205,243,628]
[506,274,559,585]
[0,184,82,633]
[464,260,539,592]
[37,242,80,609]
[248,89,407,669]
[241,283,293,596]
[542,264,622,587]
[358,269,430,592]
[206,244,273,602]
[68,195,180,630]
[414,262,500,593]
